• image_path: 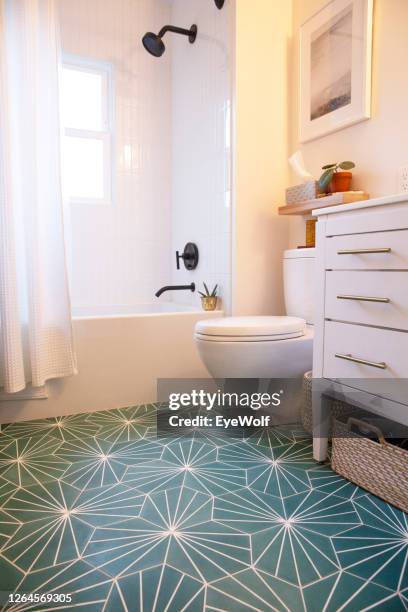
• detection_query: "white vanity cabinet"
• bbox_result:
[312,194,408,462]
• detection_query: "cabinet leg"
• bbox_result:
[312,383,331,462]
[313,436,329,463]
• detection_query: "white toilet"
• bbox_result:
[195,248,315,378]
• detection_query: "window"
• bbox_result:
[61,56,113,204]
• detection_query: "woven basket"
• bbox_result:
[332,417,408,513]
[301,372,314,434]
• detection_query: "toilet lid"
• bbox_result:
[195,316,306,341]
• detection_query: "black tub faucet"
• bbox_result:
[155,283,196,298]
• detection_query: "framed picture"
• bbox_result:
[299,0,373,143]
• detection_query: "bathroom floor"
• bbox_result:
[0,406,407,611]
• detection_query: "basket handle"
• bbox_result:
[346,418,387,446]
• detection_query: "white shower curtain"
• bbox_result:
[0,0,77,393]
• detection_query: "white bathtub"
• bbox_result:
[0,303,223,423]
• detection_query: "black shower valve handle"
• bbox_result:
[176,249,192,270]
[176,250,183,270]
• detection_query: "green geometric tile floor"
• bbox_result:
[0,405,407,611]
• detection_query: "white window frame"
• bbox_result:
[62,54,114,206]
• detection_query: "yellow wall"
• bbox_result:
[289,0,408,247]
[233,0,293,315]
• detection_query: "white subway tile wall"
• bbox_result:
[59,0,232,312]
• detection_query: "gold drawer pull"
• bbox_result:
[335,353,388,370]
[337,248,391,255]
[337,295,390,304]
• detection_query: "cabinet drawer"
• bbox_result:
[323,321,408,403]
[325,271,408,330]
[325,230,408,270]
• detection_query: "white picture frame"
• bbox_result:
[299,0,373,143]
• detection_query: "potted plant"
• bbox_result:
[319,161,355,194]
[199,283,218,311]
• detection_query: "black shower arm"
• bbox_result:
[158,25,194,39]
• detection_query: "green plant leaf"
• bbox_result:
[339,161,355,170]
[199,292,206,298]
[321,163,337,170]
[211,284,218,297]
[203,283,210,296]
[319,168,335,192]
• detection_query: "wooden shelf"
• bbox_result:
[278,192,370,216]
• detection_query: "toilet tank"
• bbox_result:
[283,248,316,324]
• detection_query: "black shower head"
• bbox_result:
[142,32,166,57]
[142,24,197,58]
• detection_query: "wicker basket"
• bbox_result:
[332,417,408,513]
[301,372,314,433]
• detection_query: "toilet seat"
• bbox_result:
[195,316,306,343]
